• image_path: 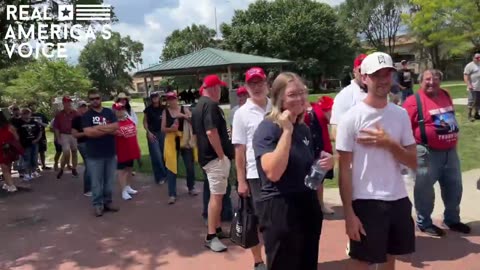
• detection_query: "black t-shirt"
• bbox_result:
[253,119,314,201]
[10,117,22,127]
[144,105,164,132]
[31,112,49,140]
[165,107,185,132]
[14,119,41,148]
[71,115,87,143]
[398,68,414,88]
[81,108,117,158]
[191,96,234,167]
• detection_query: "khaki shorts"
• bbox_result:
[59,134,78,152]
[203,157,231,195]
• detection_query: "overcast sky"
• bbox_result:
[64,0,344,68]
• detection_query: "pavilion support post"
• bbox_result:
[150,74,155,93]
[143,76,148,96]
[227,66,236,109]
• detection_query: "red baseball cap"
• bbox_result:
[245,67,266,83]
[317,96,334,111]
[62,96,72,103]
[353,54,367,69]
[165,91,177,100]
[236,86,248,96]
[112,102,125,111]
[203,75,227,88]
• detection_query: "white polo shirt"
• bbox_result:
[330,80,367,125]
[232,98,272,179]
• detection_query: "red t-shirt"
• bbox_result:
[115,118,141,163]
[304,103,333,154]
[403,89,458,150]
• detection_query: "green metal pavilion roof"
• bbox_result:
[134,48,293,77]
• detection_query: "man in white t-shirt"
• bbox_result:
[331,54,368,138]
[232,67,271,270]
[336,52,418,270]
[464,52,480,121]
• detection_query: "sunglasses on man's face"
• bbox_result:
[89,96,101,101]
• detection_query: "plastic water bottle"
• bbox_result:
[304,159,326,190]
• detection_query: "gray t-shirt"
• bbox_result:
[464,61,480,91]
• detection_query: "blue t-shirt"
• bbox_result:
[81,108,117,158]
[253,119,314,201]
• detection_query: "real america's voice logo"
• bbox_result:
[3,3,113,59]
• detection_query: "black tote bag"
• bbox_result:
[230,197,259,249]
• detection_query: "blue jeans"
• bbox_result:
[77,142,91,194]
[202,169,233,221]
[167,148,195,197]
[147,131,167,183]
[22,144,38,172]
[87,157,116,207]
[414,145,463,229]
[402,87,414,101]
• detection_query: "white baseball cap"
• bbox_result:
[360,52,396,75]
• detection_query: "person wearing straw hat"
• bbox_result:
[116,92,138,125]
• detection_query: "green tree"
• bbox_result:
[0,0,115,69]
[403,0,480,69]
[338,0,406,55]
[160,24,218,61]
[4,58,91,105]
[220,0,354,89]
[79,32,143,96]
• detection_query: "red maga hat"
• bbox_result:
[245,67,266,83]
[236,86,248,96]
[203,75,227,88]
[353,54,367,69]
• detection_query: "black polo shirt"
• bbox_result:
[191,96,234,167]
[253,119,314,201]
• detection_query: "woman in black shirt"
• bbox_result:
[253,72,334,270]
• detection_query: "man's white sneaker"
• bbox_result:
[7,185,17,192]
[126,185,138,195]
[32,172,41,178]
[2,183,8,190]
[122,190,132,200]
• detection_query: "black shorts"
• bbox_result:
[38,139,47,153]
[117,160,134,170]
[54,142,62,153]
[348,197,415,264]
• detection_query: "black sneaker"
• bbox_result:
[72,169,78,177]
[104,204,119,212]
[56,169,63,179]
[447,222,471,234]
[42,166,52,170]
[419,225,446,237]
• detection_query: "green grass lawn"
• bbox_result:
[48,81,476,188]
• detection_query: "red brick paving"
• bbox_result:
[1,172,480,270]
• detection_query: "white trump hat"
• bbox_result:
[361,52,396,75]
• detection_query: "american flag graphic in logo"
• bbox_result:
[75,4,112,21]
